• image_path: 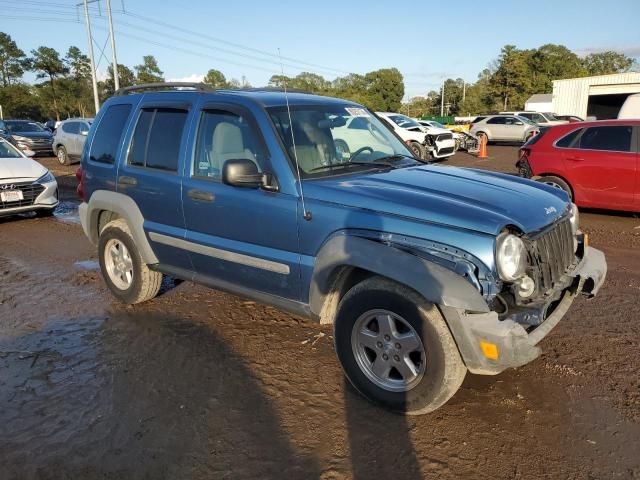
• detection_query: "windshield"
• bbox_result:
[387,114,422,130]
[427,121,446,129]
[269,105,415,178]
[5,121,47,133]
[0,139,24,158]
[516,115,536,126]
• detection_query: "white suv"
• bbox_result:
[469,115,539,143]
[376,112,456,160]
[52,118,93,165]
[500,111,568,126]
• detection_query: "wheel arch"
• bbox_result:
[537,172,575,200]
[309,234,490,325]
[83,190,158,264]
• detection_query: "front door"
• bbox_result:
[563,124,636,208]
[181,104,300,300]
[117,102,193,270]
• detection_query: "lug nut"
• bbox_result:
[376,341,383,348]
[394,355,400,362]
[382,354,389,361]
[384,334,390,341]
[395,343,401,349]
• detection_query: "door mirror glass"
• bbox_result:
[222,159,263,188]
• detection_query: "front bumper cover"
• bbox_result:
[442,246,607,375]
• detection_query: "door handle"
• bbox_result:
[566,156,584,162]
[118,175,137,186]
[187,189,215,202]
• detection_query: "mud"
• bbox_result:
[0,152,638,479]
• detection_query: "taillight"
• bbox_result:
[519,147,531,160]
[76,166,85,201]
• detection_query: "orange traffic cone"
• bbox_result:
[477,134,488,159]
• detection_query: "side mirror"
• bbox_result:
[80,130,89,136]
[222,159,263,188]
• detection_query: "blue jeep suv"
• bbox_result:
[78,83,606,414]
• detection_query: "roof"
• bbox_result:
[526,94,553,104]
[219,89,360,108]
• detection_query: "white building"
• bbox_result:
[524,94,553,112]
[551,72,640,119]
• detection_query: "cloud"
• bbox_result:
[574,45,640,58]
[167,73,205,83]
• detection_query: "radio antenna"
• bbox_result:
[278,48,311,221]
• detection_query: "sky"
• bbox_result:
[1,0,639,99]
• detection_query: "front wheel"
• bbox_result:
[334,277,466,415]
[56,146,69,166]
[408,141,426,160]
[98,219,162,304]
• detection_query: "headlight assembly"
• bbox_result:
[37,171,55,184]
[12,135,30,143]
[496,232,527,282]
[569,203,579,234]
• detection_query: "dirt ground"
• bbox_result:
[1,149,639,479]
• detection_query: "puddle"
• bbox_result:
[53,201,80,224]
[74,259,100,271]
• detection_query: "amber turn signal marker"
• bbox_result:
[480,341,499,360]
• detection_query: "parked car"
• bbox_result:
[0,119,54,156]
[517,120,639,211]
[53,118,94,165]
[0,138,58,217]
[377,112,456,160]
[500,111,568,126]
[417,120,479,153]
[44,119,62,132]
[78,84,606,414]
[469,115,539,143]
[554,115,584,123]
[618,94,640,119]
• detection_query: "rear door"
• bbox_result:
[181,102,300,300]
[561,125,636,208]
[117,99,193,270]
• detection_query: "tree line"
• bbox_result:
[0,31,636,121]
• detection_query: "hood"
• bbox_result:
[304,165,570,235]
[423,126,451,135]
[0,156,48,181]
[11,130,52,140]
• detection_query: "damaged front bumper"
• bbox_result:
[442,246,607,375]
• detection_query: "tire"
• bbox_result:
[56,145,69,166]
[98,219,162,304]
[408,141,426,160]
[536,175,573,200]
[334,277,466,415]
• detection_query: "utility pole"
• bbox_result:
[106,0,119,91]
[440,79,445,117]
[462,82,466,102]
[82,0,100,114]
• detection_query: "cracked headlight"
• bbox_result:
[496,232,527,282]
[37,171,55,184]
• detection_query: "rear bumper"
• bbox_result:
[443,246,607,375]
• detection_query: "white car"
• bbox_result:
[0,139,58,217]
[418,120,480,153]
[376,112,456,160]
[500,111,568,126]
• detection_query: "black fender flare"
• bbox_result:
[308,234,490,322]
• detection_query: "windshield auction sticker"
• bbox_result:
[345,107,370,117]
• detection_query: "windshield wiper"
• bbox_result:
[309,161,394,173]
[375,153,426,165]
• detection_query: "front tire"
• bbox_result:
[56,146,69,166]
[98,219,162,304]
[408,141,426,160]
[334,277,466,415]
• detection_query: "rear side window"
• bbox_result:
[555,128,583,148]
[128,108,188,172]
[89,104,132,164]
[487,117,506,124]
[62,122,79,134]
[579,126,632,152]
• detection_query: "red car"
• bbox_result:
[516,120,639,212]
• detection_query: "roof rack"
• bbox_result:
[225,87,313,94]
[114,82,213,96]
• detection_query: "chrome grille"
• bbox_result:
[527,219,575,291]
[436,133,453,142]
[0,182,45,209]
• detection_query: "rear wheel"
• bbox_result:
[98,219,162,304]
[536,175,573,200]
[56,146,69,166]
[334,277,466,415]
